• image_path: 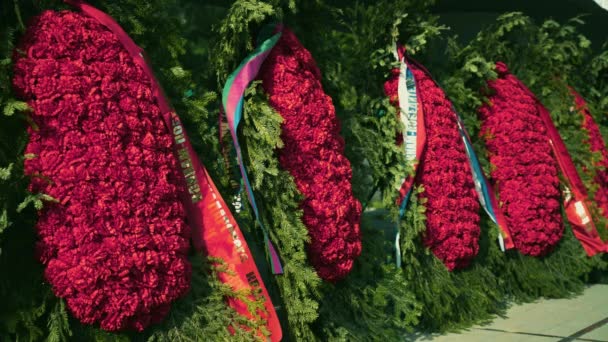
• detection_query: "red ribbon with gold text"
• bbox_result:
[65,1,282,339]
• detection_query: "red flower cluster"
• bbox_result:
[13,11,191,331]
[479,62,563,256]
[573,90,608,218]
[259,28,362,282]
[384,63,481,270]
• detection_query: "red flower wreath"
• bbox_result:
[384,62,481,270]
[572,90,608,218]
[479,62,563,256]
[13,11,191,331]
[259,28,362,282]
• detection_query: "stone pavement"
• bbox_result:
[407,284,608,341]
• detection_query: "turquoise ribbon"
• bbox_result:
[395,188,413,268]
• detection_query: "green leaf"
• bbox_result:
[0,163,13,180]
[170,65,188,78]
[0,208,9,234]
[3,100,29,116]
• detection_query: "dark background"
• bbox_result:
[435,0,608,50]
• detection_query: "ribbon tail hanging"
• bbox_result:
[392,43,426,267]
[394,189,413,268]
[533,95,606,256]
[222,25,285,274]
[454,112,515,251]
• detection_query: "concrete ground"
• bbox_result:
[408,284,608,341]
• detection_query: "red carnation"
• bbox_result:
[572,90,608,218]
[479,62,563,256]
[384,61,481,270]
[13,11,191,331]
[259,28,362,282]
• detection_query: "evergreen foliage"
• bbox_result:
[585,47,608,143]
[0,1,262,341]
[240,83,322,341]
[0,1,68,341]
[291,2,608,333]
[291,0,506,332]
[0,0,606,340]
[440,8,608,309]
[442,11,608,244]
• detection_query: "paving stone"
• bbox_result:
[581,323,608,341]
[407,284,608,341]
